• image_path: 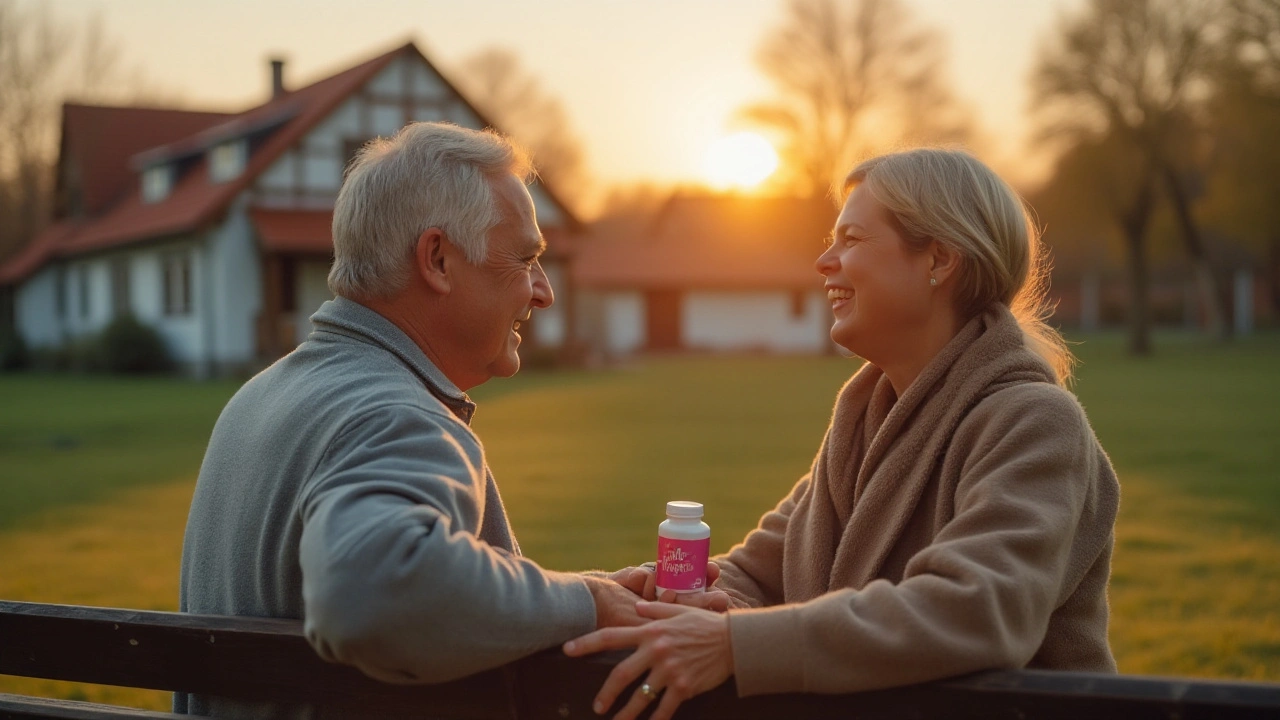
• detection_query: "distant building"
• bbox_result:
[575,194,837,356]
[0,42,580,375]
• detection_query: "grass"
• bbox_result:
[0,332,1277,708]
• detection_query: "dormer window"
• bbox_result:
[142,165,173,203]
[209,140,247,183]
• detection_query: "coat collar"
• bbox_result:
[308,296,476,424]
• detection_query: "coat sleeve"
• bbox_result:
[297,404,596,684]
[713,474,812,608]
[728,384,1116,696]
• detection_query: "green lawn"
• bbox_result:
[0,376,242,531]
[0,331,1277,707]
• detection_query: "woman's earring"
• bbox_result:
[929,276,937,287]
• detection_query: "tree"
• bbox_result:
[453,48,589,215]
[740,0,971,198]
[1032,0,1230,347]
[1034,132,1160,354]
[0,1,167,262]
[1199,0,1280,314]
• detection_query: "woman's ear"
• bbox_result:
[929,240,962,286]
[415,228,451,294]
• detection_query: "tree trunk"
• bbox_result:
[1119,173,1156,356]
[1160,165,1229,341]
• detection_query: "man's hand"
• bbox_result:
[630,561,732,611]
[584,576,647,628]
[607,567,652,597]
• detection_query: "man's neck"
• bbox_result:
[348,292,479,392]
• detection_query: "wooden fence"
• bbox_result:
[2,600,1279,719]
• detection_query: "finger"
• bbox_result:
[706,561,721,584]
[675,590,730,612]
[658,589,678,604]
[612,679,661,720]
[648,686,686,720]
[563,626,643,656]
[636,600,695,620]
[591,649,651,715]
[642,571,658,601]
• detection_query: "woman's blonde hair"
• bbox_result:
[844,148,1075,385]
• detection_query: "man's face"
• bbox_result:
[441,173,553,388]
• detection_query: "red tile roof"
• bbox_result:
[574,194,837,290]
[2,40,582,285]
[59,104,235,217]
[250,209,333,254]
[250,207,576,259]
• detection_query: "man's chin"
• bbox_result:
[489,352,522,379]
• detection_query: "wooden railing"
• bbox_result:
[2,600,1279,719]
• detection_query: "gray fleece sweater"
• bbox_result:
[176,297,595,717]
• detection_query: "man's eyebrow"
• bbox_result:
[530,236,548,255]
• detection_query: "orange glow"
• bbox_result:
[703,132,779,191]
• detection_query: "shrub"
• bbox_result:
[97,315,173,374]
[0,325,28,371]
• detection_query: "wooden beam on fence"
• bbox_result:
[3,600,1280,719]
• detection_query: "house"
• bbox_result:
[574,194,838,356]
[0,42,581,375]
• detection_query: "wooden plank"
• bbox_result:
[0,601,515,718]
[4,601,1280,719]
[0,693,186,720]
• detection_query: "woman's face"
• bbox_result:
[816,186,936,361]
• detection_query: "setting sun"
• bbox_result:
[703,132,779,190]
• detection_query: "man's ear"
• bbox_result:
[929,239,962,286]
[415,228,450,294]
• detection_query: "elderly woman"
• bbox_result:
[565,148,1120,720]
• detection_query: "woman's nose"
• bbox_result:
[815,243,839,275]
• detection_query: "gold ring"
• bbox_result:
[639,682,658,701]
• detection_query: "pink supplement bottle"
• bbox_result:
[655,501,710,595]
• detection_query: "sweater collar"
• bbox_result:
[308,297,476,423]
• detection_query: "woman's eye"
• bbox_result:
[822,234,835,248]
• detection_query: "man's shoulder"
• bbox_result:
[230,337,466,435]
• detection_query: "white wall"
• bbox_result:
[683,291,827,353]
[603,291,645,355]
[207,197,261,366]
[15,267,62,347]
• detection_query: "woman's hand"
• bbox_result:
[563,601,735,720]
[616,562,733,611]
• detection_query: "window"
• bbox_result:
[110,258,131,318]
[342,139,368,177]
[790,290,808,318]
[209,140,247,183]
[142,165,173,203]
[77,266,90,319]
[162,251,192,316]
[54,266,66,319]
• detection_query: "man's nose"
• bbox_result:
[531,260,554,308]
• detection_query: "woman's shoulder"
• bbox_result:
[958,381,1097,449]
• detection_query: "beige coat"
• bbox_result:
[716,305,1120,696]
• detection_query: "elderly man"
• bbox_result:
[176,122,642,716]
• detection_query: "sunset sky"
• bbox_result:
[44,0,1083,202]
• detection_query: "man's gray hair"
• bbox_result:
[328,122,533,298]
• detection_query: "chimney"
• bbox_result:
[270,58,286,99]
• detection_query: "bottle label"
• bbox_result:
[656,536,710,592]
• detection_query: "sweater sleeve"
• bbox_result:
[297,404,596,684]
[713,475,812,608]
[729,384,1111,695]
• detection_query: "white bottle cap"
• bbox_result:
[666,501,704,518]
